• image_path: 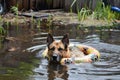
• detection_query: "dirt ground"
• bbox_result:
[1,9,120,27]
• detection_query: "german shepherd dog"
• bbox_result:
[44,33,88,64]
[43,33,100,64]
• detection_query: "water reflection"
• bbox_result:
[47,63,68,80]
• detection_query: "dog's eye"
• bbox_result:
[50,47,55,51]
[58,48,63,51]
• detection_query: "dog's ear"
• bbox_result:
[47,34,54,46]
[61,34,69,48]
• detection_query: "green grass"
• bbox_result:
[92,0,116,22]
[0,26,6,35]
[11,5,19,30]
[70,0,119,22]
[0,25,5,49]
[11,5,18,15]
[77,8,91,21]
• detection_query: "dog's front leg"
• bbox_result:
[60,54,98,64]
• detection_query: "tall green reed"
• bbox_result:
[71,0,77,8]
[11,6,18,15]
[71,0,91,21]
[0,26,5,35]
[11,4,19,30]
[77,8,91,21]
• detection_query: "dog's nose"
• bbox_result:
[52,54,58,61]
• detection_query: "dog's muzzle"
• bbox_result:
[51,53,61,62]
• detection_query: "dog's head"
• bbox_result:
[47,34,70,63]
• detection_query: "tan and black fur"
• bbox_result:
[45,33,85,63]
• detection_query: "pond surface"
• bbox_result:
[0,24,120,80]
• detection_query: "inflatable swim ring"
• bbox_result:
[60,44,100,64]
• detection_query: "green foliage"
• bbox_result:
[11,5,19,28]
[77,8,91,21]
[11,5,18,15]
[71,0,77,8]
[70,0,119,22]
[71,0,91,21]
[0,26,5,35]
[92,0,116,21]
[0,16,3,31]
[113,12,120,20]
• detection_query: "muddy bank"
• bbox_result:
[1,10,120,27]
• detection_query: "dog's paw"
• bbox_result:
[65,59,73,64]
[61,58,73,64]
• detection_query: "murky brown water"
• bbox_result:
[0,24,120,80]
